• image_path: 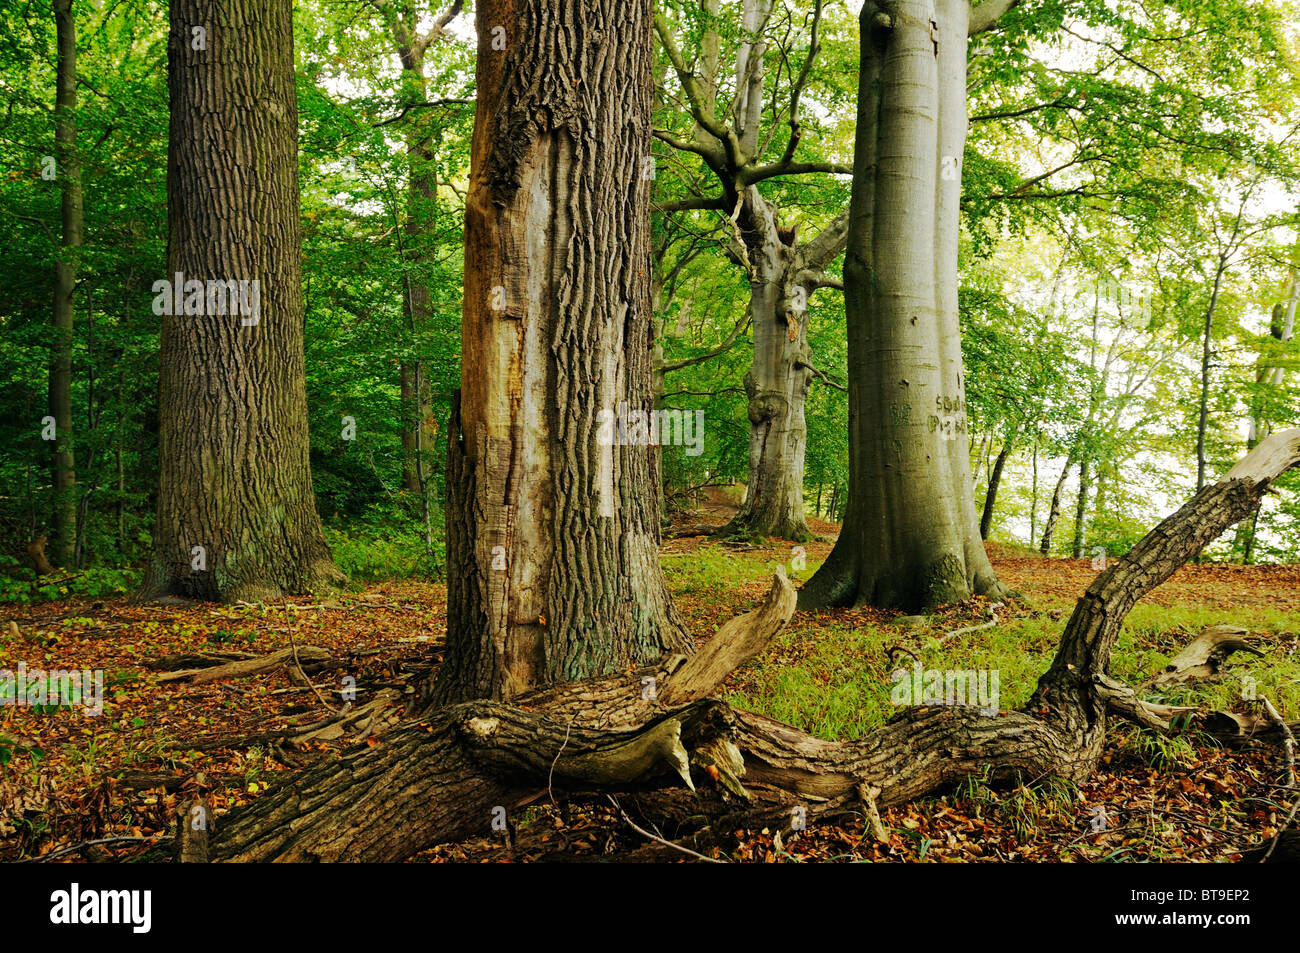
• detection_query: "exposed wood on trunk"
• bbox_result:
[431,0,691,705]
[657,568,796,705]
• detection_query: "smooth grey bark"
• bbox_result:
[800,0,1011,611]
[655,1,849,541]
[1196,251,1230,493]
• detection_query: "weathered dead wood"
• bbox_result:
[145,650,260,672]
[658,567,796,706]
[205,430,1300,862]
[1142,625,1265,689]
[156,645,333,684]
[664,523,723,539]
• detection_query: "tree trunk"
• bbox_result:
[397,45,440,496]
[139,0,345,603]
[1071,457,1090,558]
[207,430,1300,862]
[428,0,691,706]
[1196,254,1228,492]
[800,0,1007,611]
[1237,269,1298,560]
[723,193,813,542]
[1039,452,1073,556]
[49,0,81,569]
[979,429,1015,540]
[1029,430,1039,545]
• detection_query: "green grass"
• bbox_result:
[665,549,1300,742]
[660,543,819,594]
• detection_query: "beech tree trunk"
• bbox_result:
[428,0,691,705]
[725,194,814,541]
[1236,270,1298,561]
[49,0,81,569]
[140,0,344,602]
[1196,254,1229,492]
[800,0,1007,611]
[654,0,848,543]
[207,431,1300,862]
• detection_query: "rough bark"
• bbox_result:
[139,0,345,602]
[49,0,81,569]
[800,0,1008,611]
[429,0,691,706]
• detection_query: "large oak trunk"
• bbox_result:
[429,0,691,705]
[140,0,344,603]
[800,0,1005,611]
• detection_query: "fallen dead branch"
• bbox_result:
[154,645,335,685]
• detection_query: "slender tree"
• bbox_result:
[363,0,464,495]
[48,0,81,568]
[140,0,344,602]
[429,0,691,704]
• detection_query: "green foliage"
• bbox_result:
[324,523,443,584]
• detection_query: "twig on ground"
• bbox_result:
[606,795,726,863]
[19,834,174,863]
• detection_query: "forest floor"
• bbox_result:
[1,515,1298,862]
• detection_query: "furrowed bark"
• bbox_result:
[430,0,690,705]
[140,0,345,603]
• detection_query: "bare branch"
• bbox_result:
[968,0,1021,36]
